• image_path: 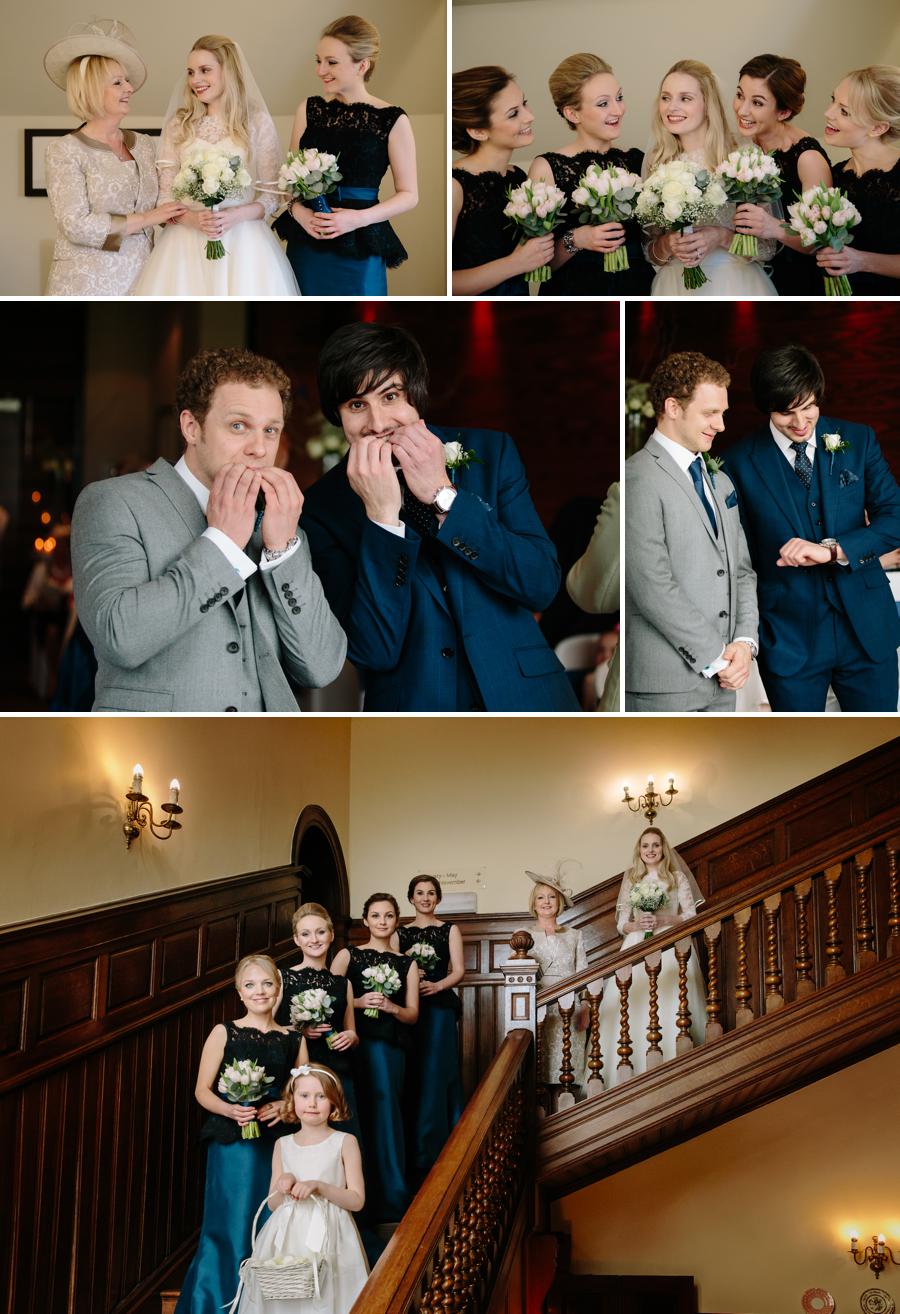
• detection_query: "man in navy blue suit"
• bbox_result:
[300,322,579,711]
[725,344,900,712]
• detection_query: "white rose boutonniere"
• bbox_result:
[821,432,850,473]
[444,438,482,474]
[702,453,725,487]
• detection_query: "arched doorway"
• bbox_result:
[291,804,350,943]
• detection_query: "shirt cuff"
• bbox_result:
[259,538,302,572]
[374,521,405,539]
[102,214,128,252]
[701,645,727,679]
[202,527,257,580]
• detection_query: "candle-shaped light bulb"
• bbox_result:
[131,763,144,792]
[623,782,631,796]
[647,775,655,791]
[851,1233,859,1251]
[667,775,675,788]
[878,1234,886,1253]
[169,779,180,804]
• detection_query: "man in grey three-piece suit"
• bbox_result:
[71,348,346,712]
[624,352,759,712]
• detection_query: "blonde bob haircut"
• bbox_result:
[171,36,251,154]
[281,1064,351,1123]
[528,882,561,919]
[625,827,679,895]
[321,15,380,82]
[292,902,335,935]
[647,58,737,172]
[844,65,900,145]
[65,55,124,121]
[234,953,281,990]
[549,53,614,129]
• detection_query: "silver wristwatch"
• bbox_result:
[820,538,838,562]
[432,486,457,514]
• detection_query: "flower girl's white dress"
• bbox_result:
[132,111,298,296]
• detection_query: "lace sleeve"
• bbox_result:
[574,929,588,973]
[250,108,284,219]
[45,138,115,250]
[155,119,180,204]
[675,870,697,919]
[615,874,634,936]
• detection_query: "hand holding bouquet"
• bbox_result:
[361,963,403,1018]
[636,158,729,289]
[289,987,338,1049]
[629,881,669,940]
[217,1058,272,1139]
[571,163,642,272]
[714,145,782,258]
[405,941,439,978]
[277,147,342,214]
[503,178,566,283]
[171,146,252,259]
[786,185,862,295]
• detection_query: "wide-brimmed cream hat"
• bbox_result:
[44,19,146,92]
[525,859,582,911]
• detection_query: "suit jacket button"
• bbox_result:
[285,594,296,604]
[441,647,454,658]
[717,568,725,577]
[451,537,461,548]
[291,605,302,614]
[281,583,291,592]
[225,706,238,712]
[200,603,208,612]
[221,586,229,596]
[470,551,479,560]
[226,642,240,654]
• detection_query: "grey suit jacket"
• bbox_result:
[71,459,347,711]
[624,437,758,694]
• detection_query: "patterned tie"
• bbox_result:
[688,457,718,538]
[400,478,439,539]
[790,441,813,490]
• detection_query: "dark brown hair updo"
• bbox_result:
[452,65,515,154]
[362,891,400,920]
[408,874,443,902]
[738,54,806,120]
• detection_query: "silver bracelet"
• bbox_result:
[262,536,299,562]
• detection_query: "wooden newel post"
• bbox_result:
[502,930,539,1038]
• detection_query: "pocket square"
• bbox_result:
[838,469,859,487]
[725,490,738,509]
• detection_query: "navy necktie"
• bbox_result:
[790,441,813,490]
[688,457,718,538]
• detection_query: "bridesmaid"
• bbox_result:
[451,66,554,295]
[396,876,464,1187]
[276,902,361,1142]
[817,66,900,295]
[176,955,301,1314]
[273,15,417,294]
[332,894,418,1223]
[731,53,832,295]
[529,53,652,295]
[42,19,183,295]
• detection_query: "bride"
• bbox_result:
[598,827,707,1081]
[644,59,777,296]
[132,34,297,295]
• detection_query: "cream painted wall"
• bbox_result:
[2,0,445,294]
[452,0,900,167]
[345,719,898,915]
[0,718,351,927]
[552,1041,900,1314]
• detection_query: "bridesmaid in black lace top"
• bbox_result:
[816,66,900,296]
[730,54,832,295]
[452,66,555,295]
[529,53,652,296]
[272,15,416,294]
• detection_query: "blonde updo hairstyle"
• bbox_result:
[65,55,124,120]
[292,902,334,936]
[648,58,736,172]
[234,953,281,990]
[322,15,380,83]
[172,35,251,154]
[549,52,613,130]
[844,65,900,145]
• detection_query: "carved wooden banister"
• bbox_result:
[349,1029,534,1314]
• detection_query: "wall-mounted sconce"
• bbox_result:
[850,1233,898,1280]
[622,775,678,824]
[123,764,184,850]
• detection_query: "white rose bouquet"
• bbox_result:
[628,881,669,940]
[171,146,253,260]
[405,941,439,977]
[714,145,782,259]
[636,157,729,289]
[289,987,338,1048]
[503,178,566,283]
[217,1058,272,1139]
[277,147,342,214]
[571,163,642,273]
[786,185,862,296]
[361,963,403,1018]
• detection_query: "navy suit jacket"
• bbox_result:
[300,426,579,711]
[725,417,900,676]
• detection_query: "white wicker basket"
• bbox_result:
[228,1192,329,1311]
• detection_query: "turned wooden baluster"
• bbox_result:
[674,938,694,1055]
[556,991,576,1111]
[853,847,877,970]
[644,950,663,1069]
[535,1004,548,1117]
[586,978,604,1097]
[615,965,634,1081]
[734,907,754,1026]
[763,892,784,1012]
[824,862,846,984]
[703,921,723,1041]
[793,878,815,997]
[888,838,900,958]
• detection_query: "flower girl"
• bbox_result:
[233,1064,368,1314]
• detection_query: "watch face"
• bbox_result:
[434,488,456,512]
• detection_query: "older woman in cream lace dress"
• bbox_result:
[526,867,589,1102]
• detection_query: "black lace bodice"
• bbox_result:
[272,96,408,266]
[346,946,414,1047]
[452,165,527,294]
[831,157,900,295]
[538,147,652,295]
[277,965,353,1075]
[201,1021,298,1145]
[768,136,832,294]
[398,922,461,1016]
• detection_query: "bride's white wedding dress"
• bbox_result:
[645,149,778,298]
[132,110,298,296]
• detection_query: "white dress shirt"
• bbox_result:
[174,456,300,578]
